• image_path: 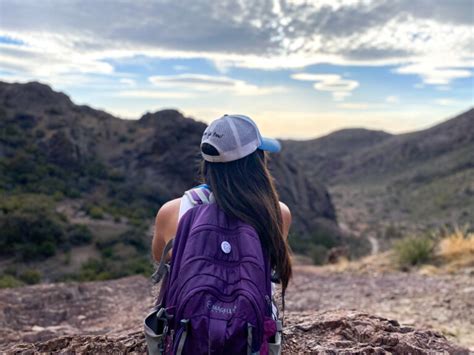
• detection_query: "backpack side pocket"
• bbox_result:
[144,306,169,355]
[267,319,282,355]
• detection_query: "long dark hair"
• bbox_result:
[200,143,292,293]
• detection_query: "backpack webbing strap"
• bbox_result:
[247,324,260,355]
[176,319,189,355]
[151,238,174,283]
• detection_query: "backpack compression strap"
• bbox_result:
[152,186,212,284]
[151,238,174,283]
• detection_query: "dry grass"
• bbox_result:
[437,225,474,260]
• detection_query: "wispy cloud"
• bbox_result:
[120,78,136,86]
[385,95,400,104]
[291,73,359,101]
[338,102,370,110]
[435,98,459,106]
[117,90,192,99]
[395,63,472,85]
[149,74,285,96]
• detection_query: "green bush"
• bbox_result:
[310,245,328,265]
[0,274,23,288]
[125,257,154,276]
[67,224,93,245]
[289,229,340,265]
[120,227,148,252]
[77,258,112,281]
[0,194,94,261]
[19,269,42,285]
[0,208,64,260]
[393,235,434,268]
[88,206,104,219]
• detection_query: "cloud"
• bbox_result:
[395,63,472,85]
[173,65,189,71]
[291,73,359,101]
[385,95,399,103]
[117,90,192,99]
[120,78,136,86]
[0,0,472,85]
[148,74,285,96]
[338,102,370,109]
[435,98,459,106]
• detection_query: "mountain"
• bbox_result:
[0,81,346,282]
[284,109,474,244]
[0,81,338,234]
[283,128,393,182]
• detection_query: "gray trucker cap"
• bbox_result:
[201,114,281,163]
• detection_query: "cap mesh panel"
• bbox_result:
[236,118,258,146]
[203,119,237,152]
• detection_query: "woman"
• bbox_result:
[150,114,292,354]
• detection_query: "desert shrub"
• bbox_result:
[0,274,23,288]
[125,256,154,276]
[120,227,148,252]
[46,107,62,115]
[66,224,93,245]
[63,251,72,265]
[74,255,153,282]
[310,245,328,265]
[18,269,42,285]
[0,194,93,260]
[393,235,434,268]
[383,224,404,240]
[108,170,126,182]
[289,228,340,265]
[100,247,114,258]
[88,206,104,219]
[77,258,112,281]
[35,129,45,138]
[0,209,64,260]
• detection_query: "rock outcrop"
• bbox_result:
[0,81,339,238]
[6,311,469,354]
[0,269,470,354]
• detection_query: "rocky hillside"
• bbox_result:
[285,109,473,185]
[1,264,471,353]
[0,81,338,234]
[284,109,474,245]
[0,81,347,283]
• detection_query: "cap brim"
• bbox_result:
[259,137,281,153]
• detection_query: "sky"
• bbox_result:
[0,0,473,139]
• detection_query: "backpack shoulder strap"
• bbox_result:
[151,238,174,283]
[153,185,214,283]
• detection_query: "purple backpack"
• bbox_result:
[145,186,280,354]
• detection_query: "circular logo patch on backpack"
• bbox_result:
[221,241,231,254]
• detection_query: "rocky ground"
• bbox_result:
[1,263,472,354]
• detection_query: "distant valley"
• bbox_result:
[284,109,474,249]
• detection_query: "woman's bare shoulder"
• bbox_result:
[152,198,181,261]
[279,201,291,218]
[155,198,181,227]
[279,201,292,237]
